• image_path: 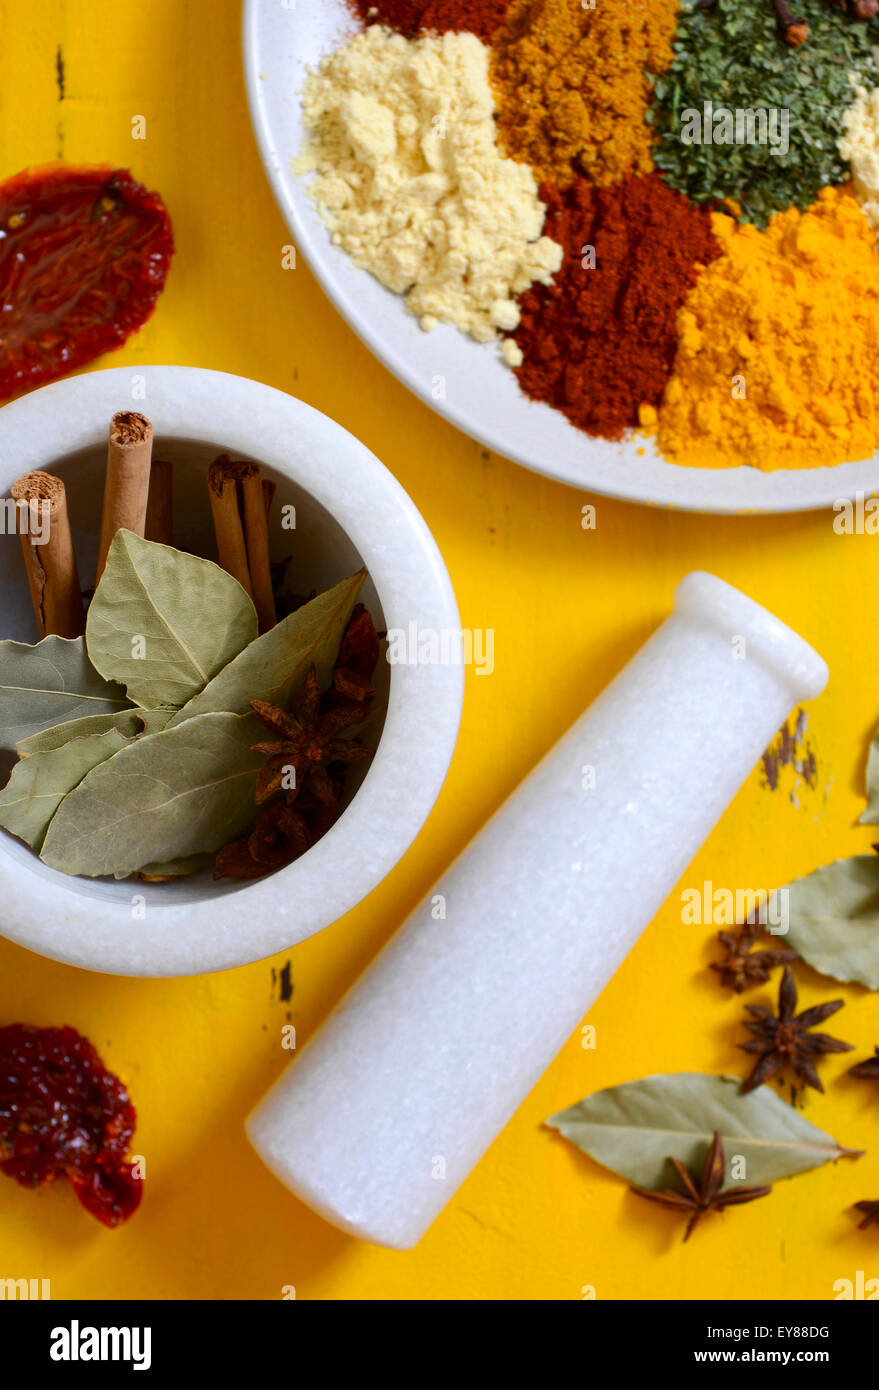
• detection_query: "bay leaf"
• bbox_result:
[40,712,264,878]
[86,531,258,709]
[131,853,215,882]
[0,636,129,753]
[167,570,366,726]
[17,708,159,756]
[772,855,879,989]
[0,711,169,852]
[546,1073,859,1189]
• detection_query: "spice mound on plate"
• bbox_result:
[348,0,511,42]
[0,1023,142,1227]
[0,164,173,403]
[649,0,876,228]
[491,0,679,188]
[300,0,879,473]
[297,26,562,357]
[839,82,879,231]
[654,188,879,471]
[508,174,720,440]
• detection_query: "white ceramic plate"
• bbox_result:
[243,0,879,514]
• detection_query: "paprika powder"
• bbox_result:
[348,0,510,42]
[508,174,720,441]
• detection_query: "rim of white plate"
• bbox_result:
[242,0,879,514]
[0,367,463,977]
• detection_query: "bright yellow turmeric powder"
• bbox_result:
[652,187,879,471]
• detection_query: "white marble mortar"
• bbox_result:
[0,367,463,977]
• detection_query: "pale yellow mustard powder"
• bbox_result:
[297,26,562,351]
[840,76,879,231]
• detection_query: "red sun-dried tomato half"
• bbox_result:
[0,1023,143,1227]
[0,164,173,402]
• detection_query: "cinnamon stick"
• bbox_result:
[242,468,276,632]
[145,459,173,546]
[96,411,153,581]
[11,471,85,639]
[207,456,253,599]
[262,478,276,522]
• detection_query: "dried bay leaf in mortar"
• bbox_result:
[546,1073,859,1189]
[769,855,879,990]
[17,708,153,756]
[127,852,215,882]
[0,635,129,753]
[0,710,171,851]
[86,531,258,710]
[167,570,366,726]
[40,711,264,878]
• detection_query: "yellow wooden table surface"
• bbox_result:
[1,0,877,1301]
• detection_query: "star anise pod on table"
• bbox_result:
[214,659,375,882]
[710,925,798,993]
[854,1200,879,1231]
[740,965,853,1094]
[631,1131,771,1242]
[848,1047,879,1085]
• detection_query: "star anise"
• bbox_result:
[214,607,379,882]
[849,1047,879,1085]
[854,1200,879,1231]
[214,799,313,881]
[331,602,381,698]
[740,966,853,1094]
[631,1131,771,1242]
[710,925,798,993]
[249,671,372,814]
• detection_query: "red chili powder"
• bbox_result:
[509,174,721,441]
[349,1,510,42]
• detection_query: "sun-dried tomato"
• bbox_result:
[0,164,173,402]
[0,1023,142,1227]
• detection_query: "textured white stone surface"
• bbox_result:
[247,572,828,1248]
[0,367,463,976]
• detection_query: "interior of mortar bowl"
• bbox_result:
[0,437,389,905]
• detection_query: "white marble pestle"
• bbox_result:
[247,572,828,1249]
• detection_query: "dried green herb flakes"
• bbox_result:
[648,0,877,228]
